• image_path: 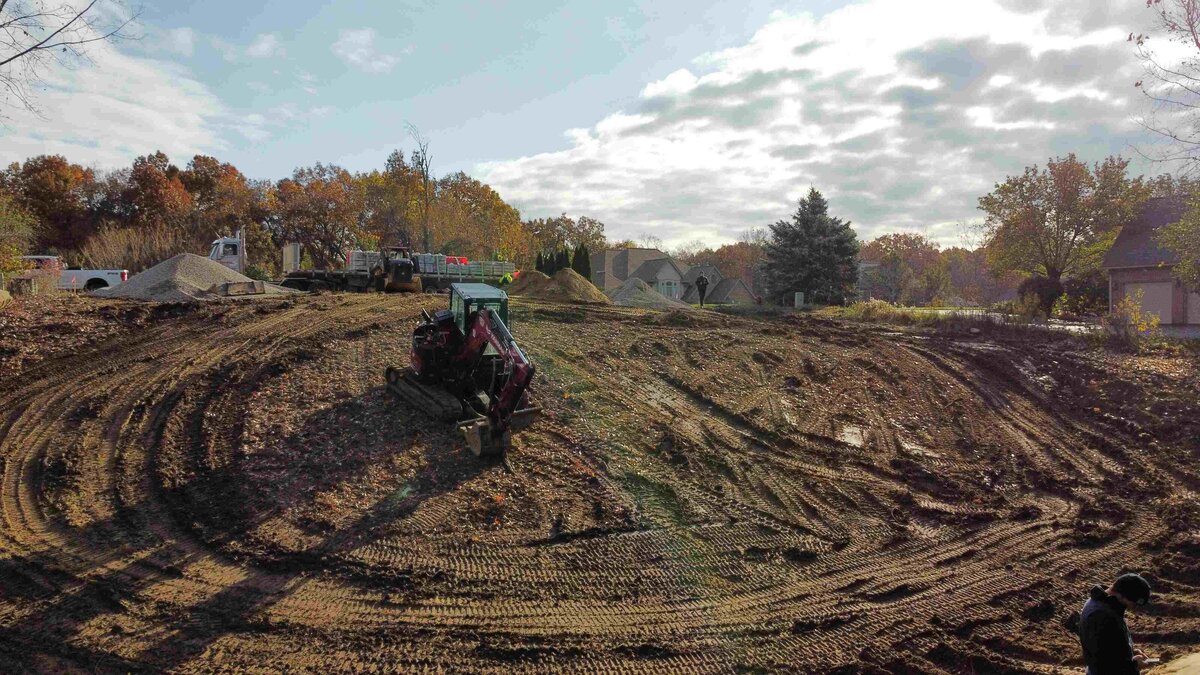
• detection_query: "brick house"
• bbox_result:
[1103,196,1200,325]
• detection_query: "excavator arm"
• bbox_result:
[455,307,540,456]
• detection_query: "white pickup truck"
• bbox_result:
[19,256,129,291]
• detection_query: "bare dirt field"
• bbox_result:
[1,293,1198,672]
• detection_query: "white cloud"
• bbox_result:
[164,27,195,57]
[246,33,284,58]
[0,36,226,168]
[476,0,1163,247]
[332,28,400,73]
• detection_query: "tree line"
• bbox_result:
[0,150,612,278]
[755,154,1199,311]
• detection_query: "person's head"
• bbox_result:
[1108,573,1152,609]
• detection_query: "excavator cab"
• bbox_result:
[449,283,510,334]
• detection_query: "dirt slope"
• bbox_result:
[1,295,1197,672]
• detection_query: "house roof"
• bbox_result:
[682,264,721,285]
[1103,196,1188,269]
[630,257,688,282]
[708,278,754,303]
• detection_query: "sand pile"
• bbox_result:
[97,253,287,303]
[607,278,691,310]
[507,269,611,304]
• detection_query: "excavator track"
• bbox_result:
[384,366,462,422]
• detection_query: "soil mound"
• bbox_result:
[608,278,691,310]
[507,270,553,296]
[507,269,611,304]
[97,253,285,303]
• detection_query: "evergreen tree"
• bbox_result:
[572,243,591,281]
[763,188,859,305]
[557,248,570,274]
[535,251,544,273]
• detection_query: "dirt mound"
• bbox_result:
[508,268,611,304]
[608,277,691,310]
[97,253,285,303]
[506,270,553,296]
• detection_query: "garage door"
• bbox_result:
[1126,282,1174,324]
[1189,290,1200,324]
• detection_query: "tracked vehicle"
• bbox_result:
[385,283,539,457]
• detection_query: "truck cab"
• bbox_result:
[208,231,245,274]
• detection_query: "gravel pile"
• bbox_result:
[97,253,286,303]
[607,278,691,310]
[507,269,611,304]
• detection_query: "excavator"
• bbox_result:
[385,283,540,457]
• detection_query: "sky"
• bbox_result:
[0,0,1183,248]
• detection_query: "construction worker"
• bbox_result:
[1078,573,1155,674]
[695,273,709,307]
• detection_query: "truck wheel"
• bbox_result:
[85,279,108,291]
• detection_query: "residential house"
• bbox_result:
[1102,196,1200,325]
[589,248,670,292]
[629,257,689,300]
[590,247,758,304]
[680,264,756,304]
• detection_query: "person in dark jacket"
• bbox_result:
[695,274,709,307]
[1078,573,1153,674]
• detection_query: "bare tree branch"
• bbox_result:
[0,0,140,116]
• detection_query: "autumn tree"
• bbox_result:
[859,233,943,304]
[977,154,1149,283]
[1159,206,1200,289]
[3,155,96,251]
[0,189,36,276]
[525,214,606,254]
[275,164,364,269]
[764,188,858,305]
[0,0,137,114]
[432,172,528,264]
[125,151,192,228]
[359,149,424,250]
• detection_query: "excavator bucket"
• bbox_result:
[459,407,541,457]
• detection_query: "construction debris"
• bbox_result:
[607,277,692,310]
[97,253,288,302]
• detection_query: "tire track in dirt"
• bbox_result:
[1,298,1196,672]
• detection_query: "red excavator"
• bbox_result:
[385,283,540,457]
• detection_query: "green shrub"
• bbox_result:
[245,264,272,282]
